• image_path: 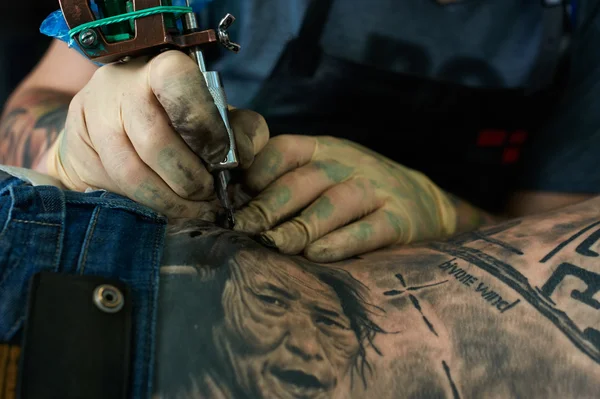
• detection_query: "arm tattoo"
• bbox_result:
[0,91,70,168]
[154,199,600,398]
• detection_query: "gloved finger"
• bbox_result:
[52,98,122,194]
[261,177,381,254]
[148,50,229,165]
[304,209,410,263]
[122,90,214,200]
[234,159,353,233]
[244,134,317,192]
[57,137,117,194]
[92,125,214,219]
[229,108,270,169]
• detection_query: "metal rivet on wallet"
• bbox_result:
[93,285,124,313]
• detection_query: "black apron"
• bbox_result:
[247,0,571,213]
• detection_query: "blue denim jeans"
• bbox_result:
[0,174,167,398]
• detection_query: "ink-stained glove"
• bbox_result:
[46,50,269,219]
[234,135,457,262]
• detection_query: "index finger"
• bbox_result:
[147,51,229,165]
[244,134,317,192]
[92,124,217,220]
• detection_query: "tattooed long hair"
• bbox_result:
[156,221,384,396]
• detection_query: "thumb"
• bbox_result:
[229,108,270,169]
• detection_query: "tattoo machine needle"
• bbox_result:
[182,3,241,229]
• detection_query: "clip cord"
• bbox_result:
[68,6,193,39]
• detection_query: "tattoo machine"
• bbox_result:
[56,0,241,228]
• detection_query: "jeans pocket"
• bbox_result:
[0,189,63,340]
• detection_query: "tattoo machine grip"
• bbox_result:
[182,9,240,228]
[203,71,238,171]
[204,71,238,229]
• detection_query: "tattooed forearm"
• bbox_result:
[0,90,70,169]
[154,197,600,398]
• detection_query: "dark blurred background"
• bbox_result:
[0,1,58,107]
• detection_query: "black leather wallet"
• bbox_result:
[17,271,132,399]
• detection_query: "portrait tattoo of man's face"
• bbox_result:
[154,226,383,399]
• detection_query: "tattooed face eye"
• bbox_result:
[257,293,288,309]
[317,316,346,329]
[316,315,347,330]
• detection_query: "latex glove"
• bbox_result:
[46,50,269,219]
[234,135,457,262]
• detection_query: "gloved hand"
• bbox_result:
[45,50,269,219]
[234,135,457,262]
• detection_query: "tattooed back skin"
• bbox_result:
[154,197,600,399]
